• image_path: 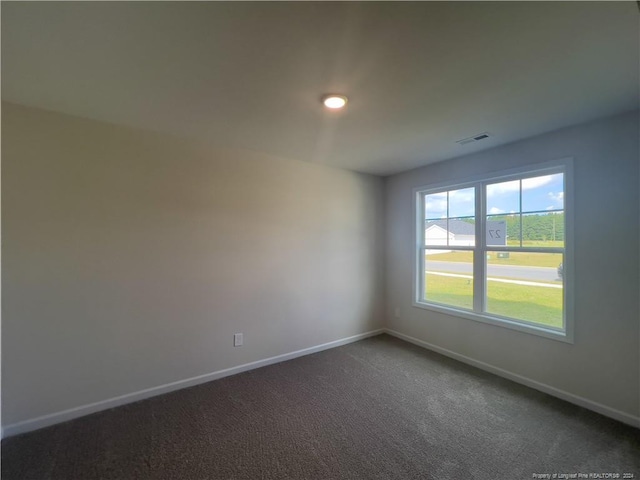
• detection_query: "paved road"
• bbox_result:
[426,260,561,283]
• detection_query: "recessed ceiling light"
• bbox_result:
[322,94,348,109]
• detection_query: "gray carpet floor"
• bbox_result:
[2,334,639,479]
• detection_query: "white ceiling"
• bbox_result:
[2,2,638,176]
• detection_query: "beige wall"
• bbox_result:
[385,110,640,418]
[1,102,384,425]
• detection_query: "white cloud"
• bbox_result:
[522,175,555,190]
[487,179,519,197]
[489,207,504,214]
[448,188,475,203]
[548,191,564,205]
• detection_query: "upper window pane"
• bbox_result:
[485,171,564,249]
[424,188,476,247]
[522,173,564,213]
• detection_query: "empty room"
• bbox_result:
[1,2,639,479]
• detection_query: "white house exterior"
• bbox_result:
[425,220,475,254]
[425,219,505,254]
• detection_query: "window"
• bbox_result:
[414,159,573,342]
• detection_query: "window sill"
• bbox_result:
[412,300,574,344]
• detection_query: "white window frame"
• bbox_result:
[413,158,574,343]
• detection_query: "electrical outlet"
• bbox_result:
[394,307,401,318]
[234,333,243,347]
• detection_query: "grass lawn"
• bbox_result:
[513,240,564,248]
[427,250,562,268]
[425,274,563,328]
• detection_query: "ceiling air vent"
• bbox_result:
[456,132,491,145]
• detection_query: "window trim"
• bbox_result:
[412,158,574,343]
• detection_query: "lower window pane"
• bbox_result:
[485,251,564,328]
[425,251,473,310]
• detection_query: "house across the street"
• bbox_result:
[426,219,506,253]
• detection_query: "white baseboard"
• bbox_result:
[5,327,636,438]
[384,328,640,428]
[2,329,384,438]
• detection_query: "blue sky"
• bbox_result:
[425,173,564,219]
